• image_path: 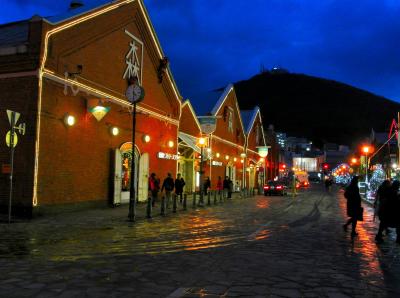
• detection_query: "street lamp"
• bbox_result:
[240,152,246,188]
[198,136,207,206]
[362,145,371,184]
[126,77,145,222]
[257,146,270,186]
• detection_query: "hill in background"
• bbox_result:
[234,71,400,148]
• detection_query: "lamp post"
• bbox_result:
[257,146,270,186]
[126,77,144,222]
[240,152,247,189]
[362,146,371,184]
[198,137,206,206]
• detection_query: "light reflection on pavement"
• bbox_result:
[1,186,400,297]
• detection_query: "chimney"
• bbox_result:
[70,0,84,10]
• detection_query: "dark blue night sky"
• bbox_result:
[1,0,400,104]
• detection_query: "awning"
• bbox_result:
[178,132,201,153]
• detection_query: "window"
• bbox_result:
[228,109,233,133]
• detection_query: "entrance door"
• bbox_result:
[138,153,149,202]
[249,167,255,188]
[119,143,139,204]
[113,149,122,206]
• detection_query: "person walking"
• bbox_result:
[375,179,392,243]
[203,177,211,195]
[383,180,400,244]
[175,173,185,204]
[216,176,223,194]
[161,173,175,209]
[228,177,233,199]
[343,176,363,238]
[223,176,230,199]
[148,173,160,207]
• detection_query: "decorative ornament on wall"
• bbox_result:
[157,56,169,83]
[87,98,110,122]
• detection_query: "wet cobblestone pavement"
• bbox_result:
[1,186,400,297]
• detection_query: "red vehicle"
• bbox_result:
[264,180,287,196]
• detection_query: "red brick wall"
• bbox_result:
[0,76,38,215]
[34,1,180,206]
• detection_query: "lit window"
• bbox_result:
[228,109,233,133]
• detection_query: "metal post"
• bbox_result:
[8,113,15,224]
[173,194,177,213]
[192,192,197,208]
[365,154,368,184]
[183,194,187,210]
[161,196,166,216]
[146,197,152,219]
[199,146,204,206]
[128,102,137,222]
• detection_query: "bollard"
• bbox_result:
[173,194,177,213]
[161,196,166,216]
[183,194,187,210]
[214,190,217,205]
[146,197,152,218]
[192,192,197,208]
[207,191,211,206]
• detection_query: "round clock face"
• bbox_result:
[126,84,145,103]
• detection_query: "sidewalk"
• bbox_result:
[0,190,254,227]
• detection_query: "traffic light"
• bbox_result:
[323,163,329,170]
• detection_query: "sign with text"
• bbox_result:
[157,152,179,160]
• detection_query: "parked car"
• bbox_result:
[264,180,287,196]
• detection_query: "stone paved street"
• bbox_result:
[1,185,400,297]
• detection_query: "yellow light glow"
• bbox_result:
[241,159,244,163]
[362,146,370,154]
[225,155,229,160]
[351,158,357,164]
[144,135,150,143]
[216,153,220,158]
[234,157,237,162]
[198,137,206,146]
[168,140,174,148]
[111,126,119,136]
[259,158,264,162]
[64,114,76,126]
[240,152,246,158]
[207,148,211,153]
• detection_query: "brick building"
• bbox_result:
[0,0,182,216]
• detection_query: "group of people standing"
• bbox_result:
[343,175,400,243]
[148,173,185,207]
[148,173,235,207]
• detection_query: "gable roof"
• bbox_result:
[39,0,182,109]
[181,100,202,132]
[45,1,112,24]
[241,106,266,146]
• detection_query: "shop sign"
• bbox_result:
[198,116,217,135]
[157,152,179,160]
[212,161,223,166]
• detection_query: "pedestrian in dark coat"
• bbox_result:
[175,173,185,204]
[223,176,230,199]
[343,176,362,238]
[385,180,400,244]
[203,177,211,195]
[161,173,175,208]
[375,180,391,243]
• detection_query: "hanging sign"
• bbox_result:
[198,116,217,135]
[212,160,223,166]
